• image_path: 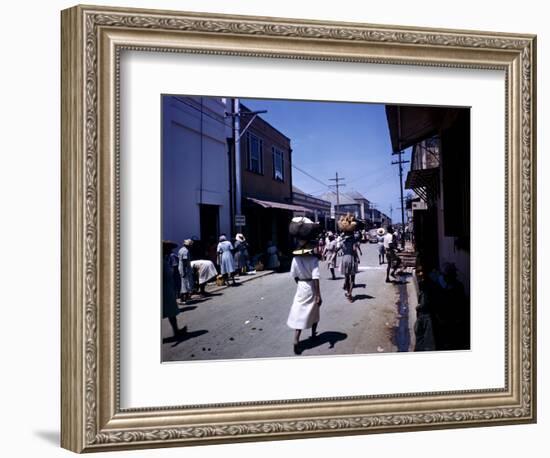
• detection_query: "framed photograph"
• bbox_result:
[61,4,537,453]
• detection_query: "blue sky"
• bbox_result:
[242,98,411,222]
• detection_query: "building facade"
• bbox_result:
[162,96,232,250]
[292,186,332,228]
[236,104,304,257]
[386,105,470,292]
[317,191,360,221]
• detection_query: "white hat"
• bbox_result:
[376,227,386,236]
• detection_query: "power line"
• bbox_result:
[291,163,332,190]
[172,96,229,126]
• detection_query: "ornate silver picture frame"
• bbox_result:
[61,4,536,452]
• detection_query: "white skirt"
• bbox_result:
[287,280,320,330]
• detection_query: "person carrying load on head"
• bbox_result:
[287,217,323,355]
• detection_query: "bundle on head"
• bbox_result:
[289,216,321,240]
[338,213,357,233]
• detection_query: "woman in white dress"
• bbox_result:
[287,241,323,355]
[217,235,236,285]
[190,259,218,296]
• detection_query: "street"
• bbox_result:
[162,243,417,361]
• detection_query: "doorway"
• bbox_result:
[200,204,220,243]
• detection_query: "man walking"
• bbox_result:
[383,226,400,283]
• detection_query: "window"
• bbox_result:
[272,147,284,182]
[247,133,263,174]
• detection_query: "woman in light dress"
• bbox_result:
[322,233,339,280]
[217,235,236,285]
[233,233,249,275]
[377,227,386,265]
[287,241,322,355]
[340,234,361,301]
[338,214,361,302]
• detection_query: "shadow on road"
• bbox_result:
[352,294,375,301]
[298,331,348,353]
[179,293,223,307]
[387,279,408,285]
[163,328,209,347]
[177,305,198,313]
[353,283,367,288]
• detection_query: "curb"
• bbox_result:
[206,269,276,294]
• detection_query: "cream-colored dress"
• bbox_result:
[286,255,320,330]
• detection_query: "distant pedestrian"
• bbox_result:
[234,233,249,275]
[384,227,400,282]
[325,231,332,247]
[338,214,361,301]
[376,227,386,265]
[287,239,322,355]
[265,241,280,270]
[323,233,339,280]
[217,235,236,285]
[318,234,326,259]
[163,241,184,337]
[178,239,194,302]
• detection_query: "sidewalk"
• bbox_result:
[205,269,275,294]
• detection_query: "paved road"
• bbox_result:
[162,243,416,361]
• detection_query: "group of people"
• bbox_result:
[217,234,282,284]
[286,216,407,354]
[320,229,363,300]
[286,214,372,353]
[169,233,251,301]
[162,233,283,337]
[376,226,402,282]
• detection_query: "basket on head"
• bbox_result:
[289,216,321,240]
[337,213,357,233]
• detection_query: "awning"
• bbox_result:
[385,106,461,153]
[405,168,440,203]
[246,197,310,212]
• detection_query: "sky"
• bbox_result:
[242,98,411,222]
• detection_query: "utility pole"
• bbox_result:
[389,204,394,222]
[232,98,241,222]
[226,100,267,233]
[329,172,346,219]
[392,150,409,228]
